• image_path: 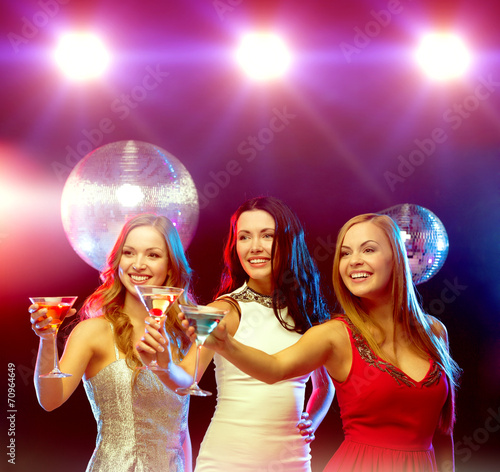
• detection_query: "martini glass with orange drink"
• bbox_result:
[135,285,184,371]
[29,296,78,378]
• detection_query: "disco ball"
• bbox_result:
[61,140,199,271]
[379,204,449,284]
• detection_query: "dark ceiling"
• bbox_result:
[1,1,499,470]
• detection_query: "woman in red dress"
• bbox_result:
[203,213,461,471]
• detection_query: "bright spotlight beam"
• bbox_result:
[236,33,291,81]
[54,33,110,81]
[415,33,471,81]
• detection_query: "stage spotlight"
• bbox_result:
[236,32,291,81]
[54,32,109,81]
[415,33,471,81]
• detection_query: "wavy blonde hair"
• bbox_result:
[81,214,194,370]
[332,213,461,433]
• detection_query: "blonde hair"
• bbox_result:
[332,213,461,433]
[81,214,194,370]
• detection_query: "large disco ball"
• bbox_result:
[379,204,449,284]
[61,140,199,271]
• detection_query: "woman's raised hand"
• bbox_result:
[29,303,76,339]
[177,311,199,345]
[201,319,229,353]
[177,310,230,353]
[136,316,173,368]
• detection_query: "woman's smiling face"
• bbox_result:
[236,209,276,293]
[118,225,169,297]
[339,221,394,302]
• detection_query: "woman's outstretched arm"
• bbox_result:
[137,299,241,391]
[31,304,96,411]
[205,319,339,383]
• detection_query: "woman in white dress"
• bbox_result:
[138,197,335,472]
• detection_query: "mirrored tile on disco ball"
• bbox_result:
[380,204,449,284]
[61,140,199,271]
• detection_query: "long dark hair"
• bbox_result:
[81,214,194,369]
[216,196,329,333]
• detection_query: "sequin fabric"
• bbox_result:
[231,285,273,308]
[344,316,442,388]
[324,318,449,471]
[83,347,189,471]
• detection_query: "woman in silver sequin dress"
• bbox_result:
[30,214,195,471]
[139,197,335,471]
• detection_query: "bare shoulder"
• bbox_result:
[326,318,351,346]
[426,315,448,341]
[68,316,112,344]
[321,317,349,335]
[59,316,114,378]
[307,317,350,347]
[209,298,235,312]
[306,317,351,380]
[324,317,349,332]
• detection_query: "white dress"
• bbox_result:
[195,283,312,472]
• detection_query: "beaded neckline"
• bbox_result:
[231,284,273,309]
[343,317,442,388]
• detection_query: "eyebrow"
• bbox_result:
[123,245,165,252]
[237,228,275,235]
[341,239,379,249]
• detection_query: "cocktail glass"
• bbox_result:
[29,296,78,378]
[176,304,228,396]
[135,285,184,371]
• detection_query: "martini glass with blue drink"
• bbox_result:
[176,305,228,396]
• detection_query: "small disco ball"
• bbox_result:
[380,204,449,284]
[61,140,199,271]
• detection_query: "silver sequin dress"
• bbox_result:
[83,327,189,472]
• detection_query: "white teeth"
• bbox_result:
[131,275,149,282]
[249,259,267,264]
[351,272,370,279]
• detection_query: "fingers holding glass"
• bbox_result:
[30,305,53,335]
[29,296,78,378]
[138,320,167,354]
[135,286,184,371]
[175,305,228,397]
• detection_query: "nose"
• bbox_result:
[132,257,146,271]
[250,238,263,253]
[348,251,363,266]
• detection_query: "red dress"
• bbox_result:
[324,318,449,472]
